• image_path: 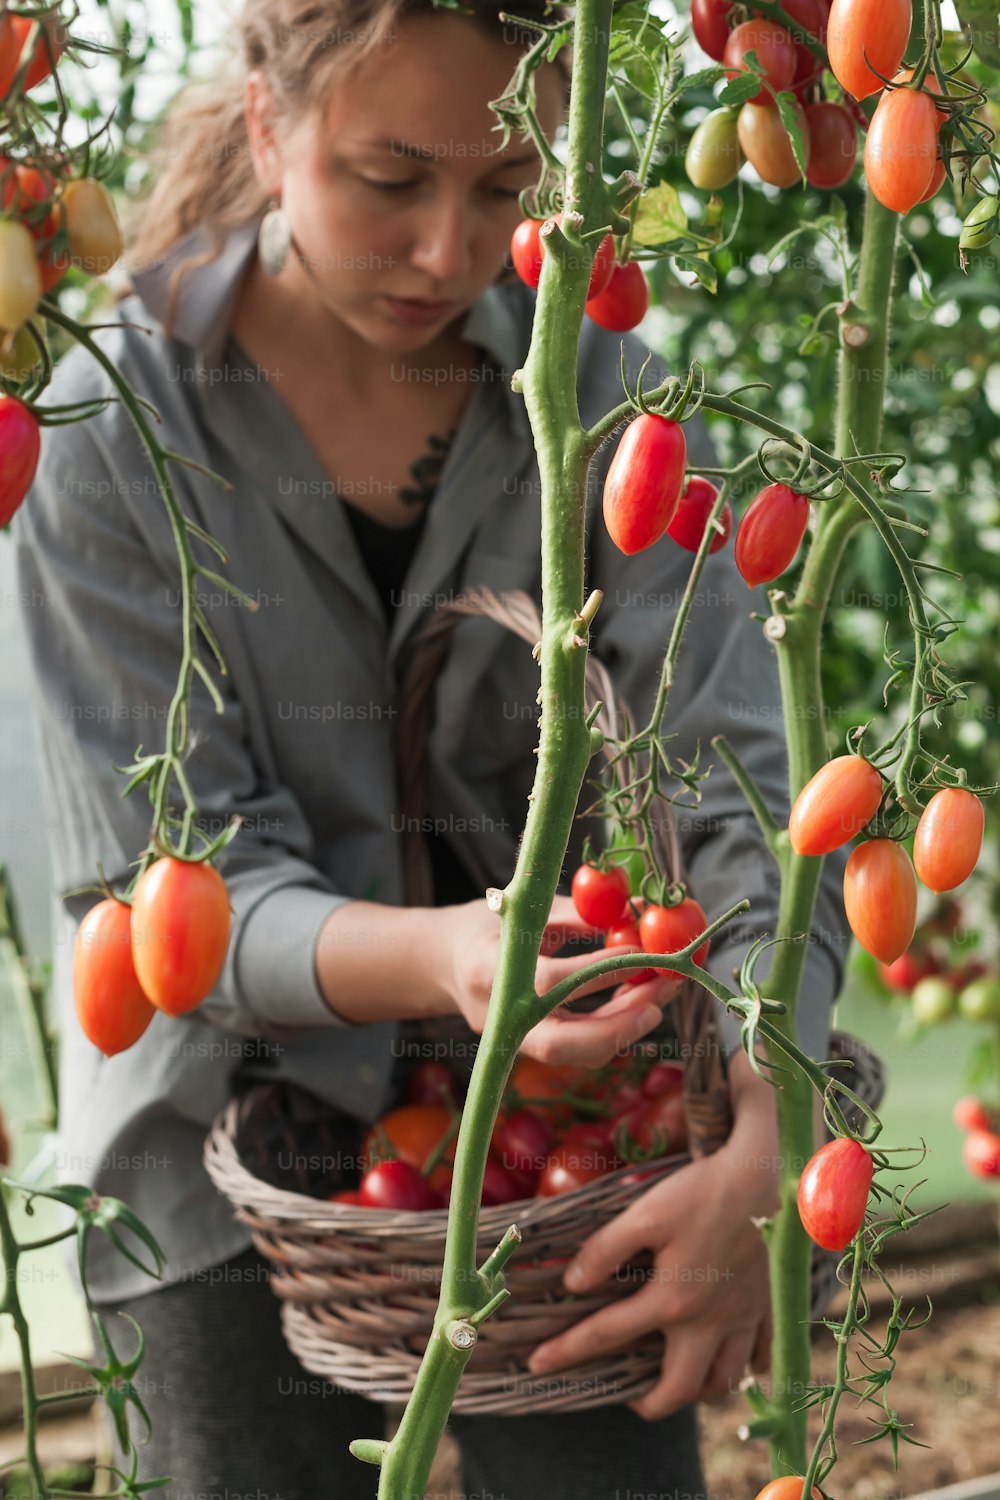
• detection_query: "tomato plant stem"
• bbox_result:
[372,6,615,1495]
[835,192,900,462]
[0,1191,48,1499]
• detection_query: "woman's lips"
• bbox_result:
[383,296,459,326]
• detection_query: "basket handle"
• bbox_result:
[395,587,732,1157]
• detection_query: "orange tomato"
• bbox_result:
[361,1105,455,1190]
[737,100,811,189]
[788,755,884,856]
[129,858,231,1016]
[864,86,940,214]
[826,0,911,101]
[912,788,984,893]
[73,899,156,1057]
[843,839,918,963]
[753,1480,823,1500]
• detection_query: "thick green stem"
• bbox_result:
[836,193,900,460]
[0,1193,47,1499]
[370,6,614,1496]
[761,189,900,1471]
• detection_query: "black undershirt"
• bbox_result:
[341,483,483,908]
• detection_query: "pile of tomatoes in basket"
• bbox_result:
[330,1049,690,1212]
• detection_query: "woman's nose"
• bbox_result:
[409,192,475,283]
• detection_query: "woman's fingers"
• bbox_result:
[520,990,662,1067]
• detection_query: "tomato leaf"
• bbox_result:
[718,71,763,106]
[672,65,729,98]
[633,181,688,246]
[673,252,718,294]
[775,90,809,181]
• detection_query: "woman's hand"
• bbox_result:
[525,1047,781,1417]
[444,894,681,1068]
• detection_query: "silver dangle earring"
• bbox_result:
[258,199,292,277]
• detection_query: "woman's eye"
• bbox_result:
[362,177,417,193]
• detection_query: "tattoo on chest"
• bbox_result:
[400,429,457,506]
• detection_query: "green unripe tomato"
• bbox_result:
[0,320,46,382]
[685,109,744,191]
[958,976,1000,1022]
[911,975,958,1026]
[606,825,648,898]
[959,195,999,250]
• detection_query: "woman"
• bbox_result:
[14,2,851,1497]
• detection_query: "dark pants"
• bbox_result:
[102,1245,707,1500]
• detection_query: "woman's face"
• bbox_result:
[254,13,565,353]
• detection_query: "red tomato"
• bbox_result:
[737,100,811,189]
[691,0,735,59]
[481,1157,525,1205]
[0,161,70,292]
[633,1091,688,1156]
[804,101,858,188]
[773,0,828,41]
[73,899,156,1057]
[734,482,810,585]
[665,477,733,554]
[919,155,947,202]
[537,1127,619,1196]
[843,839,918,963]
[638,897,710,982]
[641,1060,685,1101]
[602,414,687,557]
[510,218,544,288]
[361,1105,454,1188]
[797,1137,872,1250]
[585,260,649,332]
[723,20,797,104]
[571,861,629,927]
[510,216,615,298]
[0,395,41,528]
[0,14,65,96]
[403,1061,459,1108]
[359,1159,438,1211]
[953,1096,994,1134]
[962,1129,1000,1180]
[878,948,938,992]
[787,754,884,856]
[508,1057,579,1126]
[603,916,657,985]
[754,1480,824,1500]
[864,86,939,214]
[912,788,984,894]
[491,1109,553,1192]
[826,0,911,100]
[128,858,231,1017]
[329,1189,365,1205]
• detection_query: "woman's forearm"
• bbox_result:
[315,899,461,1024]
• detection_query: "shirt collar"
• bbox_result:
[127,217,533,441]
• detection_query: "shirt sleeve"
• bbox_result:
[587,409,852,1066]
[13,385,359,1039]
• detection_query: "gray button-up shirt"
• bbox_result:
[14,218,851,1300]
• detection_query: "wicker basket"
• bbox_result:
[203,1030,884,1414]
[202,584,886,1413]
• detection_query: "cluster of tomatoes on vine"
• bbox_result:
[73,857,232,1057]
[330,1050,692,1212]
[0,10,124,531]
[687,0,998,247]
